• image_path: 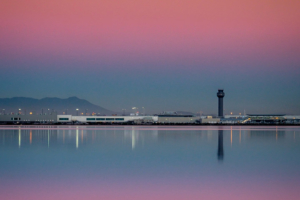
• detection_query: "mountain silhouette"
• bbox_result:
[0,97,114,115]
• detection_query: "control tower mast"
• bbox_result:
[217,89,225,117]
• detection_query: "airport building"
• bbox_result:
[247,114,286,123]
[0,114,57,124]
[57,115,158,124]
[156,114,198,124]
[0,113,299,125]
[0,114,158,125]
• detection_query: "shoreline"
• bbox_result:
[0,123,299,126]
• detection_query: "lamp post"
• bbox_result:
[19,108,21,115]
[142,107,145,116]
[2,109,5,115]
[48,109,50,115]
[132,107,138,116]
[76,108,79,116]
[122,109,126,116]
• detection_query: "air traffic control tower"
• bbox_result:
[217,89,225,117]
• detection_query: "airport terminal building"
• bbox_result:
[0,114,158,125]
[0,113,299,125]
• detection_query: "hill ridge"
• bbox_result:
[0,97,114,115]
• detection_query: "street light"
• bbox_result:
[76,108,79,116]
[2,109,5,115]
[132,107,138,116]
[142,107,145,116]
[122,109,126,116]
[19,108,21,115]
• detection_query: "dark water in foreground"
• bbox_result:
[0,126,299,200]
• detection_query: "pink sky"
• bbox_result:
[1,0,299,70]
[1,1,300,114]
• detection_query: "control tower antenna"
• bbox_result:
[217,89,225,117]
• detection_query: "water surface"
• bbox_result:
[0,126,299,200]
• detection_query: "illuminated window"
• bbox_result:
[59,118,69,120]
[115,118,124,121]
[87,118,95,120]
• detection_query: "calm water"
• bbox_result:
[0,126,300,200]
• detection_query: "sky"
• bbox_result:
[0,0,299,114]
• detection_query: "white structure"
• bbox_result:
[57,115,158,123]
[224,115,247,118]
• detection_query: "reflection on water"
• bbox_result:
[248,130,285,139]
[1,126,294,150]
[18,128,21,148]
[218,130,224,161]
[0,126,300,200]
[0,127,162,149]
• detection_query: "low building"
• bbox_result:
[201,118,220,124]
[157,114,199,124]
[0,113,299,125]
[222,115,248,124]
[247,114,286,124]
[0,114,57,124]
[57,115,158,124]
[284,115,300,124]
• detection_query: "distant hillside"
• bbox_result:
[0,97,114,115]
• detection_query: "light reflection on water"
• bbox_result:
[0,126,300,200]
